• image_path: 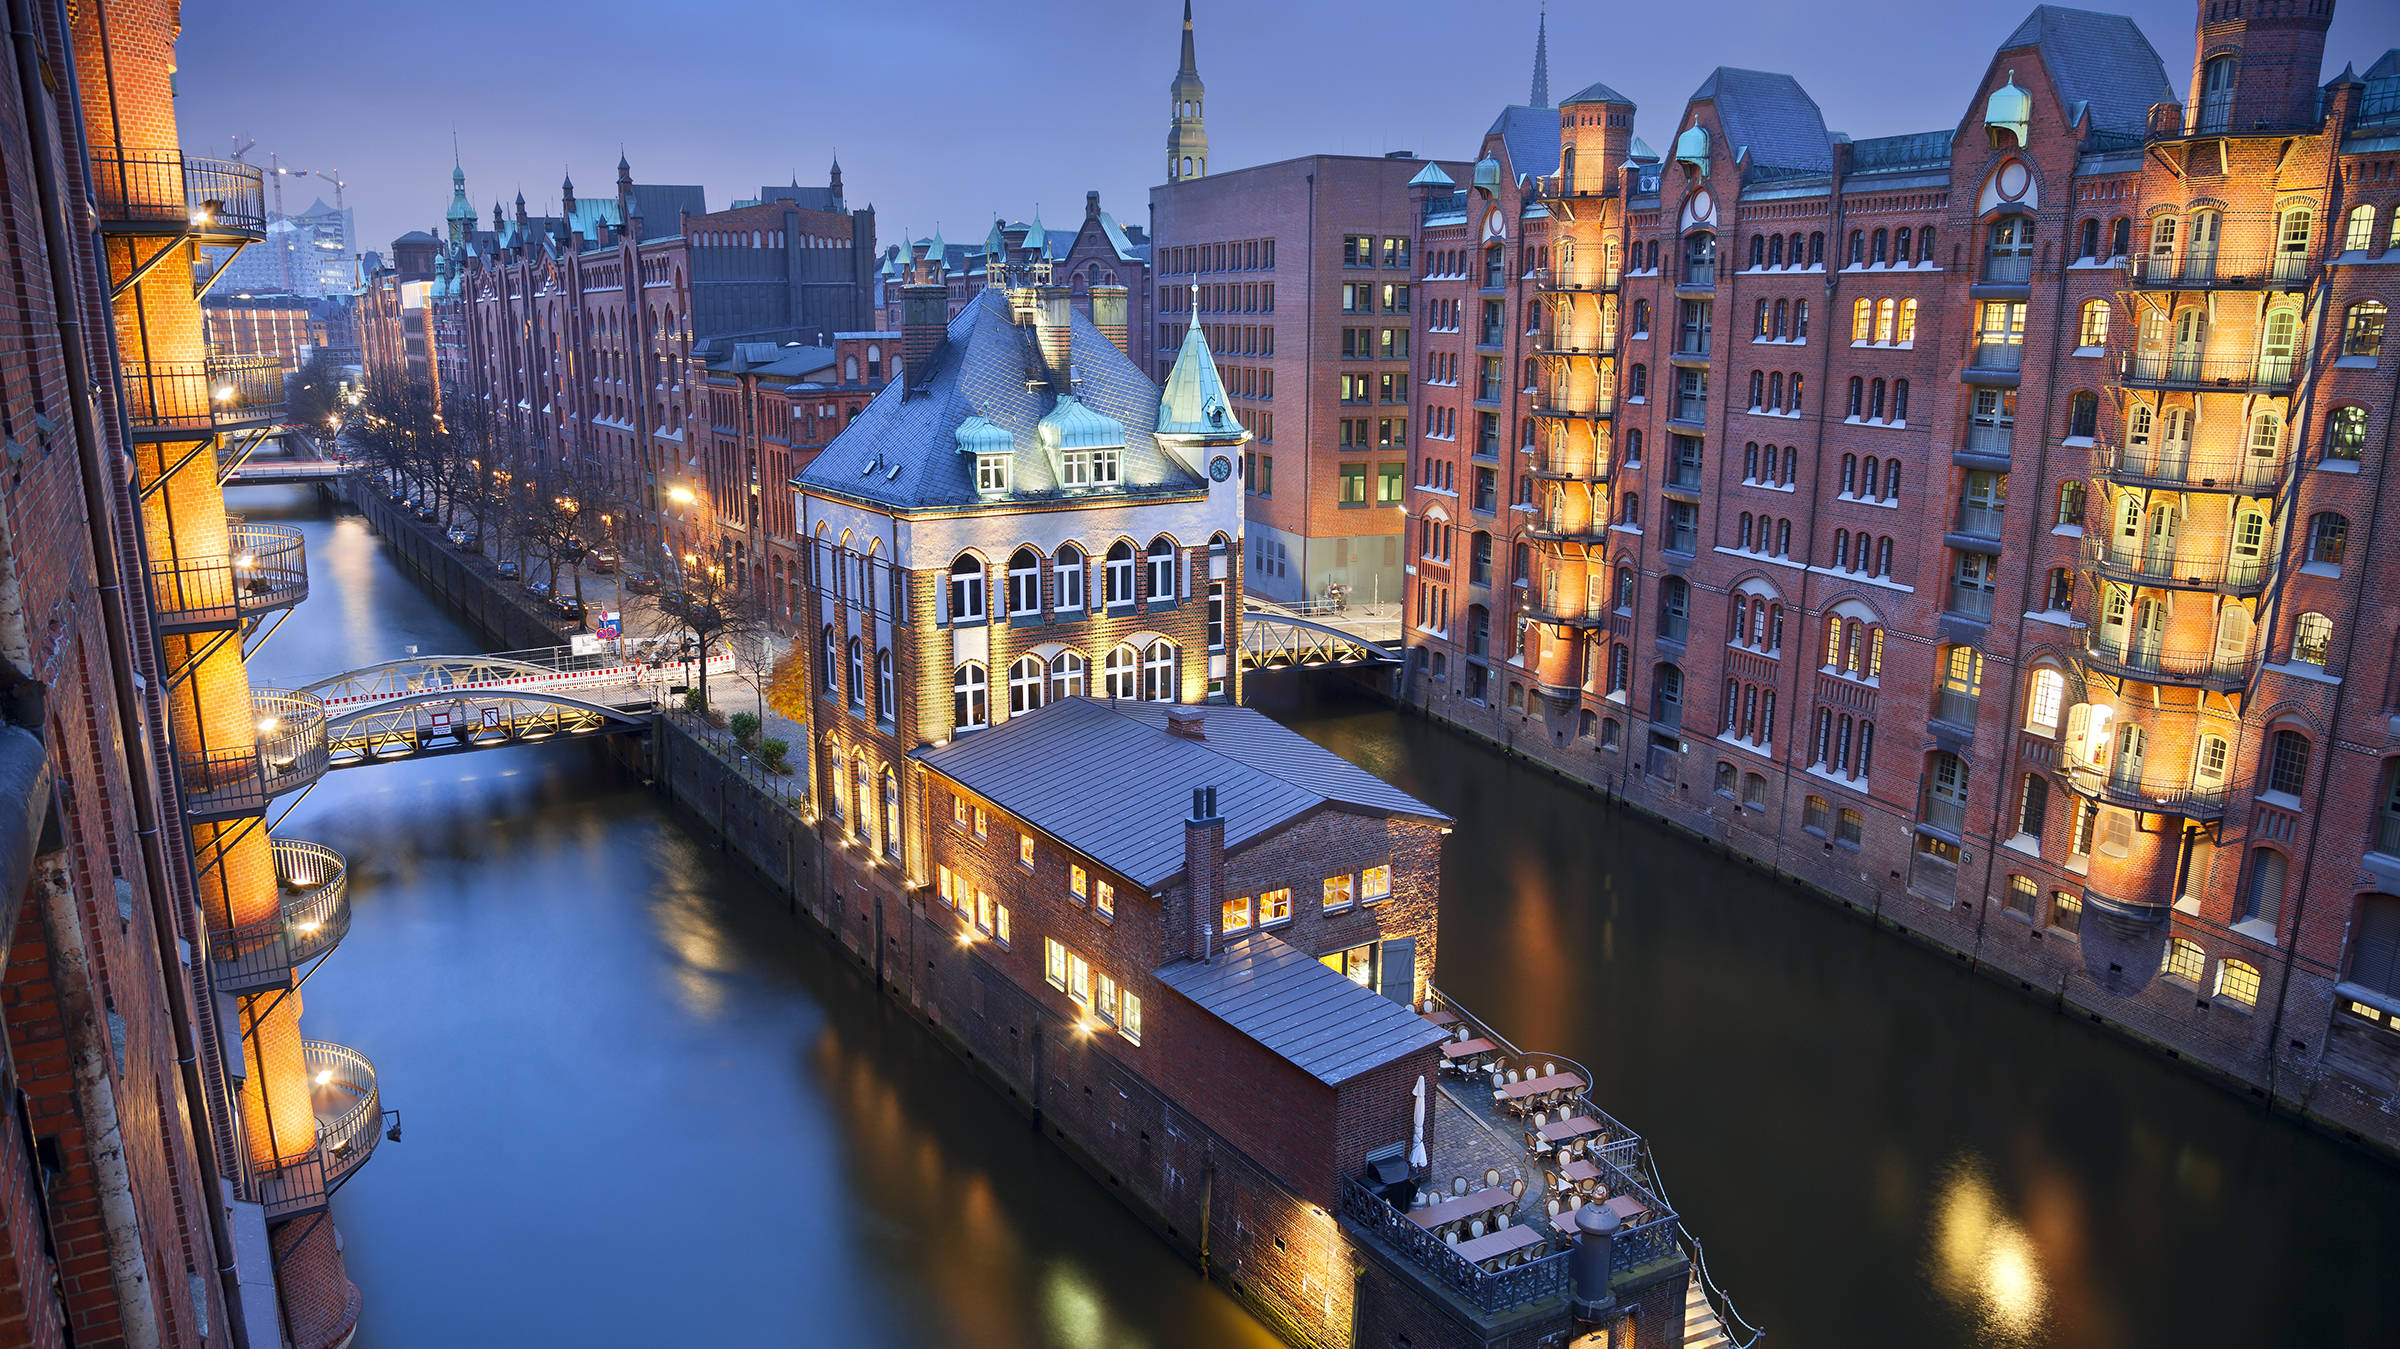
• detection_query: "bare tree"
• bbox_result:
[661,561,774,710]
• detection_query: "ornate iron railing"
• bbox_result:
[2124,249,2311,290]
[150,522,308,631]
[119,356,285,436]
[176,691,328,817]
[86,150,267,236]
[2060,763,2228,819]
[2083,536,2269,594]
[2082,639,2257,690]
[1530,394,1617,420]
[214,839,350,993]
[1529,266,1622,294]
[1340,1178,1572,1313]
[2097,443,2283,494]
[2117,353,2299,391]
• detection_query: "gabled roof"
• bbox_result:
[913,699,1447,892]
[1996,6,2173,141]
[1485,104,1563,180]
[1156,933,1450,1087]
[1688,67,1833,175]
[794,288,1206,511]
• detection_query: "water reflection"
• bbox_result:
[1250,674,2400,1349]
[227,486,1281,1349]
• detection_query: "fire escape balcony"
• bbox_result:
[1525,595,1612,628]
[86,150,267,244]
[1529,266,1620,296]
[2096,443,2284,495]
[2122,248,2313,293]
[213,840,351,996]
[2058,762,2228,822]
[149,523,308,634]
[1532,331,1619,358]
[2083,536,2269,596]
[176,691,329,820]
[1527,514,1610,546]
[2115,353,2299,396]
[2081,639,2259,692]
[258,1040,383,1220]
[1525,445,1610,483]
[1529,393,1615,422]
[120,356,287,441]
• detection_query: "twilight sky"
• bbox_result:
[176,0,2386,262]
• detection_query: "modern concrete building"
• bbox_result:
[1405,0,2400,1155]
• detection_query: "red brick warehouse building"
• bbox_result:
[1403,1,2400,1155]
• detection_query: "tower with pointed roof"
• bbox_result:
[1530,4,1551,108]
[446,149,476,248]
[1166,1,1208,182]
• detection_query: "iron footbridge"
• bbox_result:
[1238,602,1401,671]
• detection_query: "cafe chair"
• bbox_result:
[1495,1210,1511,1230]
[1468,1218,1486,1240]
[1443,1229,1460,1246]
[1510,1176,1527,1199]
[1483,1167,1502,1189]
[1452,1176,1469,1197]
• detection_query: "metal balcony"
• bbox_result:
[2097,443,2283,494]
[2123,250,2313,292]
[258,1040,382,1219]
[120,356,286,441]
[2083,536,2269,595]
[1525,447,1610,482]
[1532,331,1619,357]
[176,691,329,820]
[2081,640,2258,692]
[2059,763,2228,820]
[1529,394,1615,421]
[214,840,351,995]
[1980,254,2034,286]
[1524,596,1611,628]
[1529,266,1620,295]
[86,150,267,242]
[1528,515,1610,545]
[1967,340,2025,375]
[149,523,308,634]
[2116,353,2299,394]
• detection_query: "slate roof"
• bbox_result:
[1996,6,2173,140]
[1485,104,1563,179]
[1561,79,1633,107]
[754,183,843,212]
[624,183,709,222]
[795,288,1208,511]
[1688,67,1833,175]
[913,698,1447,892]
[1155,933,1451,1087]
[392,229,438,244]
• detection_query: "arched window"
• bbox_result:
[1851,298,1873,342]
[2078,218,2099,259]
[1750,236,1765,269]
[1847,230,1865,265]
[1142,640,1179,701]
[1896,227,1913,263]
[820,624,838,686]
[948,554,986,621]
[826,740,848,821]
[2293,611,2334,666]
[1847,376,1864,417]
[2266,729,2311,797]
[1050,650,1087,699]
[2067,390,2099,440]
[1009,655,1047,714]
[1104,540,1137,605]
[881,769,901,861]
[2026,668,2065,733]
[1007,547,1043,616]
[2078,300,2110,349]
[1749,371,1766,408]
[2343,300,2386,360]
[2308,512,2349,567]
[1104,644,1141,698]
[1053,544,1086,611]
[847,638,865,708]
[877,649,893,718]
[2344,203,2378,253]
[1874,298,1896,343]
[1146,537,1179,602]
[2197,55,2235,132]
[2327,405,2369,462]
[953,663,989,729]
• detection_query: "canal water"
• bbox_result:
[233,486,2398,1348]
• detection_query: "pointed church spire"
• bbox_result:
[1179,0,1197,76]
[1531,4,1551,108]
[1167,1,1210,182]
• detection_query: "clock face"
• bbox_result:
[1209,455,1233,482]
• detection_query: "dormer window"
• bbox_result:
[1063,450,1093,488]
[976,453,1010,494]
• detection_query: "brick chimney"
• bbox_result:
[1184,785,1224,961]
[900,281,948,391]
[1035,285,1075,385]
[1166,705,1206,739]
[1090,285,1129,359]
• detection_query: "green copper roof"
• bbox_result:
[1036,395,1126,451]
[954,414,1012,456]
[1156,315,1242,440]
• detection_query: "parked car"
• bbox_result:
[447,527,480,550]
[586,550,618,575]
[624,573,661,595]
[551,594,587,622]
[495,559,521,580]
[522,579,553,601]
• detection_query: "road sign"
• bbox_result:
[570,633,605,656]
[596,611,621,640]
[430,710,450,730]
[481,706,501,729]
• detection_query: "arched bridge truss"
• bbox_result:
[322,690,651,768]
[1238,607,1400,672]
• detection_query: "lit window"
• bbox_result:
[973,805,988,838]
[1070,865,1088,900]
[1361,864,1391,902]
[994,903,1010,945]
[936,864,956,907]
[1044,937,1067,990]
[1096,880,1114,920]
[952,795,969,827]
[1323,874,1355,911]
[1319,944,1374,988]
[2026,668,2064,734]
[1120,990,1143,1044]
[1221,895,1252,933]
[2052,890,2082,934]
[1067,953,1093,1005]
[1019,833,1035,867]
[1259,887,1292,926]
[1097,973,1120,1025]
[2216,959,2261,1008]
[2164,937,2206,984]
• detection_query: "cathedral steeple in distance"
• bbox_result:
[1166,0,1208,183]
[1531,4,1551,108]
